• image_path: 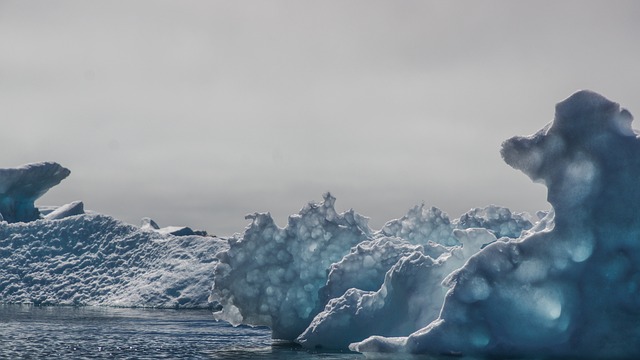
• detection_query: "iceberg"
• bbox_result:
[0,164,226,309]
[211,195,531,347]
[351,90,640,358]
[211,90,640,359]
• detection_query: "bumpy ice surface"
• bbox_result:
[212,197,531,346]
[210,193,372,340]
[0,211,227,308]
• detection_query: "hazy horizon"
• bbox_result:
[2,1,639,235]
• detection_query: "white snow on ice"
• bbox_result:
[0,210,226,308]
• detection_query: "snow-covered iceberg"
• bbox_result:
[0,163,227,309]
[0,162,227,308]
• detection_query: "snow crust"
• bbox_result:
[0,211,226,308]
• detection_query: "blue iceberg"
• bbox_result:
[213,90,640,359]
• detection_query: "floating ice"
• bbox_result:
[298,227,497,350]
[210,193,372,340]
[209,90,640,358]
[351,90,640,358]
[0,162,70,223]
[0,163,224,308]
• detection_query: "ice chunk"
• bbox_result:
[0,162,70,223]
[44,201,85,220]
[298,228,495,350]
[140,217,160,230]
[141,217,208,236]
[210,193,371,341]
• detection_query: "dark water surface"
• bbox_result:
[0,305,364,359]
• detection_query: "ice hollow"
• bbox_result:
[0,162,70,223]
[351,90,640,358]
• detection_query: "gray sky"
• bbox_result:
[2,1,640,235]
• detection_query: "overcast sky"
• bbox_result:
[2,1,640,235]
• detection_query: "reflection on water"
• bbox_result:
[0,305,363,359]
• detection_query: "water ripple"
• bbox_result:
[0,305,365,359]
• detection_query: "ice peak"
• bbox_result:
[0,162,70,223]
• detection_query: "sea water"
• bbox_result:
[0,305,364,359]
